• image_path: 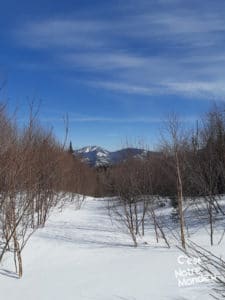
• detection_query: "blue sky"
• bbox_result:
[0,0,224,150]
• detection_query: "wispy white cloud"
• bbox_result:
[87,78,225,100]
[17,10,225,50]
[87,81,159,95]
[41,115,162,123]
[40,113,197,124]
[62,52,146,71]
[15,19,108,49]
[164,81,225,100]
[13,2,225,99]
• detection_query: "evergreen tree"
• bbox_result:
[68,141,74,154]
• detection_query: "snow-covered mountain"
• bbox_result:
[75,146,149,167]
[75,146,111,166]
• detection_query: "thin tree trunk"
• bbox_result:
[209,198,214,246]
[175,151,186,250]
[150,208,159,243]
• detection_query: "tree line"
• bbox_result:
[93,106,225,251]
[0,103,96,277]
[1,101,225,284]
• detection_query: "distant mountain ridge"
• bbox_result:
[74,146,150,167]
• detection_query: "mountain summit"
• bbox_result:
[74,146,149,167]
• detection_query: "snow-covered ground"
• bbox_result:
[0,197,224,300]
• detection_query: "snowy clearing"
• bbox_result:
[0,197,224,300]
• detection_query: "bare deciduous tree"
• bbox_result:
[161,114,188,249]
